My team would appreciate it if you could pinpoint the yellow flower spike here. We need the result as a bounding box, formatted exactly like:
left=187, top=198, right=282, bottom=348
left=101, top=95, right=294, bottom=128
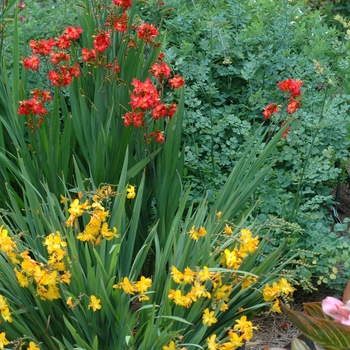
left=14, top=268, right=29, bottom=288
left=27, top=341, right=40, bottom=350
left=202, top=308, right=217, bottom=326
left=126, top=185, right=136, bottom=199
left=60, top=195, right=69, bottom=204
left=198, top=266, right=211, bottom=282
left=216, top=211, right=222, bottom=221
left=88, top=295, right=101, bottom=312
left=0, top=332, right=9, bottom=350
left=270, top=299, right=282, bottom=313
left=66, top=296, right=74, bottom=309
left=100, top=223, right=118, bottom=241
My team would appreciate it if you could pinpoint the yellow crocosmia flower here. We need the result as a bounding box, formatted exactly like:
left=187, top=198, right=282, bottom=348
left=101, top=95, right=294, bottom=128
left=114, top=277, right=136, bottom=294
left=202, top=308, right=217, bottom=326
left=0, top=332, right=9, bottom=350
left=1, top=307, right=12, bottom=323
left=66, top=296, right=74, bottom=309
left=216, top=211, right=222, bottom=221
left=188, top=225, right=199, bottom=241
left=27, top=341, right=40, bottom=350
left=224, top=249, right=242, bottom=270
left=198, top=266, right=211, bottom=282
left=270, top=299, right=281, bottom=313
left=163, top=340, right=177, bottom=350
left=138, top=294, right=150, bottom=302
left=41, top=270, right=58, bottom=286
left=278, top=278, right=294, bottom=296
left=223, top=224, right=233, bottom=234
left=228, top=330, right=244, bottom=347
left=100, top=223, right=118, bottom=241
left=77, top=231, right=96, bottom=243
left=44, top=232, right=67, bottom=255
left=126, top=185, right=136, bottom=199
left=233, top=315, right=251, bottom=332
left=213, top=284, right=229, bottom=301
left=68, top=199, right=85, bottom=216
left=197, top=226, right=207, bottom=237
left=60, top=270, right=71, bottom=285
left=15, top=268, right=29, bottom=288
left=88, top=295, right=101, bottom=312
left=206, top=334, right=219, bottom=350
left=135, top=276, right=152, bottom=294
left=183, top=267, right=196, bottom=284
left=220, top=302, right=228, bottom=312
left=262, top=282, right=281, bottom=302
left=46, top=285, right=61, bottom=301
left=189, top=281, right=207, bottom=299
left=171, top=266, right=184, bottom=284
left=0, top=296, right=7, bottom=310
left=20, top=251, right=37, bottom=276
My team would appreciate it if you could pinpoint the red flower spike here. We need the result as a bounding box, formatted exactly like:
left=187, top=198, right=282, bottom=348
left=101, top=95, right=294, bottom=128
left=151, top=104, right=169, bottom=119
left=149, top=130, right=165, bottom=143
left=137, top=23, right=159, bottom=44
left=112, top=0, right=132, bottom=10
left=64, top=26, right=83, bottom=40
left=263, top=103, right=279, bottom=119
left=150, top=61, right=171, bottom=81
left=113, top=12, right=129, bottom=33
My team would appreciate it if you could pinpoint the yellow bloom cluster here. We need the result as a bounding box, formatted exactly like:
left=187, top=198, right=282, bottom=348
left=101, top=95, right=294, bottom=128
left=262, top=278, right=295, bottom=313
left=168, top=266, right=212, bottom=308
left=205, top=315, right=258, bottom=349
left=113, top=276, right=152, bottom=301
left=65, top=196, right=118, bottom=244
left=221, top=229, right=259, bottom=270
left=0, top=227, right=70, bottom=301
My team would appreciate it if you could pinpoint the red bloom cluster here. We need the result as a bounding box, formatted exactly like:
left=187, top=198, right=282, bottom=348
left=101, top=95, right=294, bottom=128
left=48, top=63, right=80, bottom=87
left=262, top=78, right=303, bottom=139
left=278, top=78, right=303, bottom=98
left=18, top=89, right=52, bottom=130
left=150, top=61, right=171, bottom=81
left=137, top=23, right=159, bottom=44
left=130, top=78, right=160, bottom=110
left=93, top=31, right=111, bottom=53
left=113, top=0, right=132, bottom=9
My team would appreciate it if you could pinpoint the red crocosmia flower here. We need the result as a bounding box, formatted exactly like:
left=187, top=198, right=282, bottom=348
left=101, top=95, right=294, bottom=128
left=55, top=34, right=71, bottom=50
left=22, top=55, right=40, bottom=71
left=123, top=112, right=133, bottom=127
left=151, top=104, right=169, bottom=119
left=64, top=26, right=83, bottom=40
left=93, top=31, right=111, bottom=53
left=49, top=51, right=70, bottom=65
left=137, top=23, right=159, bottom=43
left=167, top=102, right=177, bottom=118
left=32, top=89, right=52, bottom=103
left=281, top=121, right=291, bottom=139
left=263, top=103, right=279, bottom=119
left=287, top=100, right=300, bottom=114
left=150, top=61, right=171, bottom=81
left=113, top=12, right=129, bottom=33
left=48, top=66, right=75, bottom=87
left=18, top=2, right=26, bottom=9
left=82, top=48, right=97, bottom=63
left=70, top=63, right=81, bottom=78
left=113, top=0, right=132, bottom=9
left=169, top=75, right=185, bottom=89
left=278, top=78, right=303, bottom=98
left=149, top=130, right=165, bottom=143
left=30, top=38, right=56, bottom=56
left=132, top=112, right=145, bottom=127
left=129, top=78, right=160, bottom=110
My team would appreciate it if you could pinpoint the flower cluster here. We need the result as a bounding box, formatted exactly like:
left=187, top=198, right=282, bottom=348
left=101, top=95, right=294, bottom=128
left=114, top=276, right=152, bottom=301
left=65, top=194, right=118, bottom=245
left=263, top=78, right=303, bottom=139
left=0, top=295, right=12, bottom=323
left=18, top=89, right=52, bottom=131
left=262, top=278, right=295, bottom=313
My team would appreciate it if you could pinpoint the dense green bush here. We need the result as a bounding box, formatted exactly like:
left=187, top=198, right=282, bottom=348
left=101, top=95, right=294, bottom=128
left=162, top=0, right=350, bottom=289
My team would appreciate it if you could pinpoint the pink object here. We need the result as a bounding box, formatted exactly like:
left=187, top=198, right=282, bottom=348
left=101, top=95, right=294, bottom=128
left=322, top=296, right=350, bottom=326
